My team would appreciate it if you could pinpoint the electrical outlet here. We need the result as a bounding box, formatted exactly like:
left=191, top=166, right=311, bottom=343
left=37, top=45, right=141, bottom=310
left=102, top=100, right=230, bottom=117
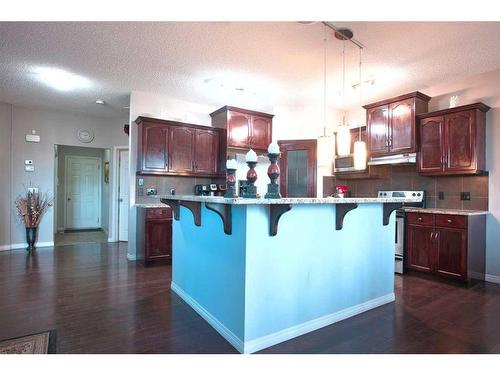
left=170, top=188, right=176, bottom=195
left=137, top=178, right=144, bottom=186
left=438, top=191, right=445, bottom=200
left=146, top=187, right=157, bottom=196
left=460, top=192, right=471, bottom=201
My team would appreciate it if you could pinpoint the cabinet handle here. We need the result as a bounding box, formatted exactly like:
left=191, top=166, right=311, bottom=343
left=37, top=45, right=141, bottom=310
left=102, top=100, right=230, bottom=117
left=418, top=217, right=423, bottom=222
left=447, top=219, right=452, bottom=223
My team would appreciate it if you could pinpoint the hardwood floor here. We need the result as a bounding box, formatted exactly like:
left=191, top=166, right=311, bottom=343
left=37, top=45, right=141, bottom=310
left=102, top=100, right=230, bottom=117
left=1, top=243, right=500, bottom=354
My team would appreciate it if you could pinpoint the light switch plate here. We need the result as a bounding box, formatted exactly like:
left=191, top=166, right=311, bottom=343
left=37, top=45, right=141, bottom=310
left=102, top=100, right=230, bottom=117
left=25, top=165, right=35, bottom=172
left=138, top=178, right=144, bottom=186
left=24, top=159, right=33, bottom=165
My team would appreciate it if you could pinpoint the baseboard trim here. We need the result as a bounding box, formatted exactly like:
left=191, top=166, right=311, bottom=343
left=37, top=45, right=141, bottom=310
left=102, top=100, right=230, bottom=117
left=171, top=280, right=394, bottom=354
left=0, top=241, right=55, bottom=251
left=485, top=274, right=500, bottom=284
left=126, top=253, right=137, bottom=261
left=243, top=292, right=395, bottom=354
left=171, top=281, right=245, bottom=353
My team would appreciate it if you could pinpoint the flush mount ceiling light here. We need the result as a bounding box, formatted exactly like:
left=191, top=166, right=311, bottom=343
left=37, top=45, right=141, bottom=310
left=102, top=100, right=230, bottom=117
left=30, top=66, right=92, bottom=92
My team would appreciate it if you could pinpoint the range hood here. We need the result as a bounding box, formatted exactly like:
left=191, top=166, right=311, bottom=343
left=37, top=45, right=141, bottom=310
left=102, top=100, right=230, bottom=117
left=368, top=153, right=417, bottom=166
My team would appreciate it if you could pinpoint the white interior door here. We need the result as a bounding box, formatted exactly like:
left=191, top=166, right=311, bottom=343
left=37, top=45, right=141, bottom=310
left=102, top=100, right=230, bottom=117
left=65, top=156, right=101, bottom=229
left=118, top=150, right=129, bottom=242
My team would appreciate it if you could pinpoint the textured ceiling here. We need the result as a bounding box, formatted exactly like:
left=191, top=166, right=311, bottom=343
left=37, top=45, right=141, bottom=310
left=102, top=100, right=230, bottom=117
left=0, top=22, right=499, bottom=118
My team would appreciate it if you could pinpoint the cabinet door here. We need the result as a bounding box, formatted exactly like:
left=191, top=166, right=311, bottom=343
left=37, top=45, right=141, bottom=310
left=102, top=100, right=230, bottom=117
left=435, top=227, right=467, bottom=280
left=145, top=219, right=172, bottom=262
left=418, top=116, right=444, bottom=174
left=389, top=99, right=414, bottom=153
left=444, top=110, right=476, bottom=173
left=169, top=126, right=195, bottom=173
left=407, top=224, right=434, bottom=273
left=194, top=129, right=219, bottom=175
left=227, top=111, right=250, bottom=149
left=141, top=123, right=169, bottom=172
left=367, top=105, right=389, bottom=156
left=250, top=115, right=272, bottom=151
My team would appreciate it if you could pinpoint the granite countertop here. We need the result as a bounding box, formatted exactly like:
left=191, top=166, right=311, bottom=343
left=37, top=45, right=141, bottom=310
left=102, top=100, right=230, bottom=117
left=403, top=207, right=488, bottom=216
left=156, top=194, right=422, bottom=205
left=135, top=202, right=166, bottom=208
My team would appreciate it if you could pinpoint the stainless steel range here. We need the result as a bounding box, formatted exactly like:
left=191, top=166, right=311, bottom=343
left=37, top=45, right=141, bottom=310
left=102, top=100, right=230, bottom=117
left=377, top=190, right=425, bottom=274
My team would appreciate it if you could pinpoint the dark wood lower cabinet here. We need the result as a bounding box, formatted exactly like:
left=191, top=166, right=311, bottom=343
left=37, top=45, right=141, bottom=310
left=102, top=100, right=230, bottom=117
left=136, top=207, right=172, bottom=265
left=406, top=212, right=485, bottom=282
left=407, top=225, right=434, bottom=273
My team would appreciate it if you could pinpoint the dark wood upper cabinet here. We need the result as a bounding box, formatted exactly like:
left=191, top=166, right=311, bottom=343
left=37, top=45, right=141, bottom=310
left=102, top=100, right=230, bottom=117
left=169, top=126, right=196, bottom=173
left=135, top=117, right=225, bottom=177
left=417, top=103, right=489, bottom=176
left=251, top=115, right=273, bottom=151
left=364, top=92, right=431, bottom=157
left=227, top=111, right=251, bottom=149
left=389, top=98, right=415, bottom=153
left=419, top=116, right=444, bottom=174
left=366, top=105, right=388, bottom=155
left=194, top=129, right=219, bottom=175
left=445, top=110, right=475, bottom=173
left=211, top=106, right=273, bottom=152
left=138, top=121, right=169, bottom=173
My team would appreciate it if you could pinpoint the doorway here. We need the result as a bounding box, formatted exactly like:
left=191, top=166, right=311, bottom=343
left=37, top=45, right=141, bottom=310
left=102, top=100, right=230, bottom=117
left=118, top=149, right=129, bottom=242
left=278, top=139, right=317, bottom=198
left=54, top=145, right=111, bottom=246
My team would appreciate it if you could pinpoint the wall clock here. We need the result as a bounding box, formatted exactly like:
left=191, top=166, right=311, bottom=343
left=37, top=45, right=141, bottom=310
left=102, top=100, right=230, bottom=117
left=77, top=128, right=94, bottom=143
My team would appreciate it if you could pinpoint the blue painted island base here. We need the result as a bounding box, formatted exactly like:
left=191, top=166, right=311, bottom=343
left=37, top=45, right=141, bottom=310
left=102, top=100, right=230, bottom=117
left=171, top=202, right=396, bottom=353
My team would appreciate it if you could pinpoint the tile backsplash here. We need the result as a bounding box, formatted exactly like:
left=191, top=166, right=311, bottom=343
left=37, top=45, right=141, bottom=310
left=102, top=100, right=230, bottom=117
left=324, top=164, right=489, bottom=211
left=135, top=175, right=225, bottom=204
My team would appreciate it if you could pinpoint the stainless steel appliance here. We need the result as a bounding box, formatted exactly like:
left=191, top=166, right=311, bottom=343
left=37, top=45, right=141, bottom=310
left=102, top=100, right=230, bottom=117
left=368, top=152, right=417, bottom=166
left=334, top=155, right=357, bottom=173
left=377, top=190, right=425, bottom=274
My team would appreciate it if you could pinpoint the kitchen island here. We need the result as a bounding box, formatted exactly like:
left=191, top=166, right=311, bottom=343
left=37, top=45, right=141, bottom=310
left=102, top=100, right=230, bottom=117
left=160, top=195, right=420, bottom=353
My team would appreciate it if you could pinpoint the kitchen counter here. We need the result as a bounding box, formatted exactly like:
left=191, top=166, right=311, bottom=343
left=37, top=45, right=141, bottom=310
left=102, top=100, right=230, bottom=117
left=162, top=194, right=409, bottom=353
left=135, top=202, right=166, bottom=208
left=403, top=207, right=488, bottom=216
left=157, top=194, right=421, bottom=205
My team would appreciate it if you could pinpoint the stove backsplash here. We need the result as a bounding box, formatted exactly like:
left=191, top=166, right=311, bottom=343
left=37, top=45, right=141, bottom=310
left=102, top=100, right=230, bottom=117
left=324, top=165, right=488, bottom=211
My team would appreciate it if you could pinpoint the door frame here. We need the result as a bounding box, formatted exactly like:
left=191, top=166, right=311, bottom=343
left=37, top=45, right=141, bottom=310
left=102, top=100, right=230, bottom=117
left=113, top=146, right=129, bottom=243
left=278, top=139, right=317, bottom=198
left=64, top=155, right=102, bottom=230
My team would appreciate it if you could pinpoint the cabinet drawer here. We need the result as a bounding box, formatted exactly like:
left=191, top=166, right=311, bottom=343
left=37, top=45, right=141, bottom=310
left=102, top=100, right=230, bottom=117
left=146, top=207, right=172, bottom=219
left=407, top=212, right=433, bottom=226
left=435, top=214, right=466, bottom=229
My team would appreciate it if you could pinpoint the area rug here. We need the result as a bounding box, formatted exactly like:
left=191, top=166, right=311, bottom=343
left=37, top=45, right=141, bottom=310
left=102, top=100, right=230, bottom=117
left=0, top=330, right=56, bottom=354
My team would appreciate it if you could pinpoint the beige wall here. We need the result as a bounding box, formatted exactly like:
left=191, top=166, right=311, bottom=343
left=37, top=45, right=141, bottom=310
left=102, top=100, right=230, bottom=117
left=0, top=103, right=12, bottom=249
left=0, top=102, right=128, bottom=248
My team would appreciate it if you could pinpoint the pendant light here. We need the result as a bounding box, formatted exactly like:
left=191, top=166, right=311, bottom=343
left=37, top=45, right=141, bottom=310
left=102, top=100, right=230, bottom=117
left=353, top=47, right=367, bottom=170
left=317, top=24, right=334, bottom=169
left=336, top=39, right=351, bottom=157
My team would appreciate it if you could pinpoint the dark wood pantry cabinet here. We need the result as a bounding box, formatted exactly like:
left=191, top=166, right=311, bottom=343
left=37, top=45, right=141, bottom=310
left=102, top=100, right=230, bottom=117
left=210, top=106, right=273, bottom=152
left=406, top=212, right=486, bottom=282
left=363, top=92, right=431, bottom=157
left=136, top=207, right=172, bottom=265
left=135, top=117, right=226, bottom=177
left=417, top=103, right=490, bottom=175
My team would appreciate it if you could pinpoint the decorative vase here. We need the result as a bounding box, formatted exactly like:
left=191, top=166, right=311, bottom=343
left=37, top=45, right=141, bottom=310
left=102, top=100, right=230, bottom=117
left=243, top=161, right=259, bottom=198
left=265, top=153, right=281, bottom=199
left=225, top=168, right=237, bottom=198
left=26, top=227, right=38, bottom=252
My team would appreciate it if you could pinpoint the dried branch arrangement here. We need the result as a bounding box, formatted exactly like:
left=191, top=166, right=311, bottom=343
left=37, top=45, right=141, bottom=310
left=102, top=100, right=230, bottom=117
left=15, top=189, right=53, bottom=228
